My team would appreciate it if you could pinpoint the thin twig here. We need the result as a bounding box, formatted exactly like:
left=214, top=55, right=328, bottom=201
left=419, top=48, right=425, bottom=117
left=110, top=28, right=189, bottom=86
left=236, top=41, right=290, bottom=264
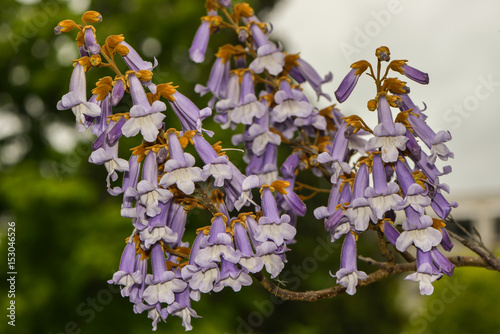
left=164, top=246, right=189, bottom=259
left=295, top=181, right=331, bottom=193
left=447, top=230, right=500, bottom=271
left=358, top=255, right=393, bottom=269
left=253, top=256, right=495, bottom=302
left=194, top=183, right=219, bottom=215
left=397, top=249, right=416, bottom=263
left=376, top=228, right=394, bottom=263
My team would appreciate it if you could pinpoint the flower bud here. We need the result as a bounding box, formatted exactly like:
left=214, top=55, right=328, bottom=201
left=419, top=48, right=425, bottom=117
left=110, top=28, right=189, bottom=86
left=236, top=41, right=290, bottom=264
left=82, top=11, right=103, bottom=24
left=54, top=20, right=78, bottom=35
left=376, top=46, right=390, bottom=61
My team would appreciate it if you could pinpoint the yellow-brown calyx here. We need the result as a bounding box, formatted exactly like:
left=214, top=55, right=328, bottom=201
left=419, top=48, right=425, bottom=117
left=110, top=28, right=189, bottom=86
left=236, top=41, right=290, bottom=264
left=211, top=189, right=225, bottom=207
left=216, top=44, right=246, bottom=63
left=308, top=155, right=319, bottom=168
left=205, top=0, right=219, bottom=12
left=368, top=151, right=382, bottom=162
left=73, top=57, right=92, bottom=72
left=164, top=128, right=190, bottom=149
left=395, top=109, right=414, bottom=132
left=92, top=76, right=113, bottom=101
left=382, top=78, right=407, bottom=94
left=216, top=44, right=234, bottom=63
left=114, top=75, right=126, bottom=87
left=388, top=59, right=408, bottom=75
left=77, top=25, right=96, bottom=48
left=165, top=128, right=180, bottom=137
left=84, top=24, right=97, bottom=35
left=90, top=54, right=101, bottom=67
left=254, top=210, right=263, bottom=221
left=283, top=53, right=300, bottom=73
left=413, top=171, right=428, bottom=189
left=233, top=3, right=254, bottom=21
left=236, top=26, right=249, bottom=40
left=351, top=60, right=371, bottom=76
left=277, top=76, right=292, bottom=87
left=231, top=68, right=252, bottom=83
left=237, top=212, right=255, bottom=223
left=182, top=130, right=198, bottom=145
left=376, top=46, right=391, bottom=61
left=357, top=156, right=373, bottom=170
left=125, top=70, right=136, bottom=79
left=130, top=142, right=149, bottom=162
left=211, top=212, right=228, bottom=224
left=82, top=11, right=103, bottom=24
left=260, top=92, right=274, bottom=106
left=167, top=186, right=186, bottom=200
left=196, top=226, right=212, bottom=236
left=230, top=218, right=246, bottom=230
left=106, top=34, right=125, bottom=48
left=76, top=30, right=85, bottom=47
left=129, top=234, right=149, bottom=260
left=179, top=198, right=201, bottom=211
left=432, top=218, right=446, bottom=232
left=125, top=233, right=140, bottom=245
left=339, top=174, right=355, bottom=192
left=319, top=106, right=338, bottom=131
left=386, top=94, right=402, bottom=108
left=335, top=202, right=350, bottom=212
left=379, top=218, right=394, bottom=231
left=259, top=184, right=275, bottom=195
left=55, top=20, right=80, bottom=34
left=104, top=34, right=129, bottom=56
left=342, top=115, right=373, bottom=134
left=271, top=180, right=290, bottom=195
left=202, top=15, right=222, bottom=31
left=157, top=83, right=178, bottom=101
left=136, top=70, right=153, bottom=82
left=248, top=21, right=269, bottom=35
left=210, top=141, right=226, bottom=156
left=367, top=99, right=377, bottom=111
left=166, top=261, right=180, bottom=271
left=145, top=92, right=156, bottom=105
left=145, top=143, right=168, bottom=156
left=108, top=113, right=130, bottom=124
left=317, top=136, right=332, bottom=153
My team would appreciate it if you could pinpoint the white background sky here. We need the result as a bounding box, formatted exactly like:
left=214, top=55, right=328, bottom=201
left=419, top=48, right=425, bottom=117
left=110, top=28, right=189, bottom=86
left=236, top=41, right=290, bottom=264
left=267, top=0, right=500, bottom=198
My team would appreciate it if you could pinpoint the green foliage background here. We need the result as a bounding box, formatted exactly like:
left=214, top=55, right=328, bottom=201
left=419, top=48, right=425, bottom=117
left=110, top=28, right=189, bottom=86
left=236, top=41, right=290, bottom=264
left=0, top=0, right=498, bottom=333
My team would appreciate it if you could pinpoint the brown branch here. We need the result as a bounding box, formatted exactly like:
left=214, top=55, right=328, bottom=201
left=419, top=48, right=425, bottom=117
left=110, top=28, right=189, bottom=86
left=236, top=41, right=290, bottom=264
left=194, top=183, right=219, bottom=215
left=294, top=181, right=331, bottom=193
left=253, top=256, right=494, bottom=302
left=358, top=255, right=393, bottom=269
left=163, top=246, right=189, bottom=259
left=397, top=249, right=416, bottom=263
left=447, top=230, right=500, bottom=271
left=376, top=228, right=395, bottom=263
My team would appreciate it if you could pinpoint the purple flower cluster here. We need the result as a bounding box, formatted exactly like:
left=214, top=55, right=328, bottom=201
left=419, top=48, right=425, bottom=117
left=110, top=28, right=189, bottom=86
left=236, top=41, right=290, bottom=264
left=192, top=5, right=332, bottom=190
left=188, top=2, right=457, bottom=297
left=313, top=47, right=457, bottom=295
left=55, top=5, right=307, bottom=330
left=55, top=3, right=459, bottom=331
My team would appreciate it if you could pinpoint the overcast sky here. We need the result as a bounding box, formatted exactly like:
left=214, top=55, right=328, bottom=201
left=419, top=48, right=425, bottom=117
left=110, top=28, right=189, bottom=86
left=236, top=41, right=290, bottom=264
left=267, top=0, right=500, bottom=198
